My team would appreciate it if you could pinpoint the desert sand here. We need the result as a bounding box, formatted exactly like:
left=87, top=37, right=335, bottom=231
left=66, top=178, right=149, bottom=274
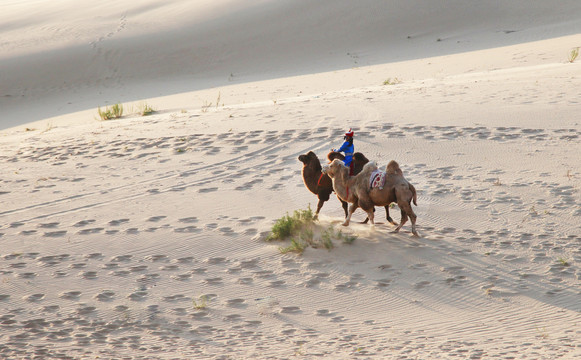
left=1, top=1, right=581, bottom=359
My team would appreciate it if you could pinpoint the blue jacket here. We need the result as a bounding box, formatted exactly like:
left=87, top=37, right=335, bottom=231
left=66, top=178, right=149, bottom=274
left=335, top=141, right=354, bottom=166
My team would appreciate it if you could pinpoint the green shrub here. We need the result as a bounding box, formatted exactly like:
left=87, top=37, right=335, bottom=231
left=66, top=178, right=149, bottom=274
left=266, top=206, right=315, bottom=241
left=98, top=103, right=124, bottom=120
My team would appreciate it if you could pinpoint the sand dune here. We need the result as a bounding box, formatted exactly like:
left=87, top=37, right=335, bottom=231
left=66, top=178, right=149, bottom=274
left=1, top=1, right=581, bottom=359
left=2, top=0, right=581, bottom=129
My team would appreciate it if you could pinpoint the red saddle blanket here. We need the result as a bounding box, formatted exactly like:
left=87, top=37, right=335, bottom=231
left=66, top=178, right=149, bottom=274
left=369, top=170, right=386, bottom=190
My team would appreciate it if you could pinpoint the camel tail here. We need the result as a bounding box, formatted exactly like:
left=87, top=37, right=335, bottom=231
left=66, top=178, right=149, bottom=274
left=409, top=183, right=417, bottom=206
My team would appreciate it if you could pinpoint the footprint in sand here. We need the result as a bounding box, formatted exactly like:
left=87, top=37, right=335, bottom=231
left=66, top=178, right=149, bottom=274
left=205, top=257, right=228, bottom=265
left=109, top=219, right=129, bottom=226
left=24, top=293, right=45, bottom=302
left=127, top=291, right=148, bottom=301
left=84, top=253, right=104, bottom=260
left=110, top=255, right=132, bottom=262
left=78, top=228, right=104, bottom=235
left=414, top=280, right=432, bottom=289
left=43, top=230, right=67, bottom=238
left=226, top=298, right=246, bottom=308
left=79, top=271, right=98, bottom=279
left=203, top=277, right=223, bottom=285
left=163, top=294, right=187, bottom=302
left=60, top=291, right=82, bottom=300
left=376, top=279, right=392, bottom=288
left=146, top=254, right=168, bottom=262
left=95, top=290, right=116, bottom=301
left=171, top=273, right=192, bottom=281
left=16, top=272, right=37, bottom=279
left=69, top=263, right=87, bottom=269
left=38, top=222, right=60, bottom=229
left=52, top=270, right=68, bottom=278
left=174, top=226, right=201, bottom=233
left=129, top=265, right=148, bottom=273
left=147, top=215, right=167, bottom=222
left=198, top=187, right=218, bottom=193
left=315, top=309, right=335, bottom=317
left=160, top=264, right=179, bottom=271
left=280, top=306, right=301, bottom=314
left=42, top=305, right=59, bottom=312
left=269, top=280, right=286, bottom=288
left=174, top=256, right=195, bottom=264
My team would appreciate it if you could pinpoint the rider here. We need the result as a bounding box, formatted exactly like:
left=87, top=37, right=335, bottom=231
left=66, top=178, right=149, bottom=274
left=332, top=128, right=355, bottom=175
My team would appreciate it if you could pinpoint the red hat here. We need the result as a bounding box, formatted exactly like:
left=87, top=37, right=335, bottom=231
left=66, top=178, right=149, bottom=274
left=345, top=128, right=354, bottom=137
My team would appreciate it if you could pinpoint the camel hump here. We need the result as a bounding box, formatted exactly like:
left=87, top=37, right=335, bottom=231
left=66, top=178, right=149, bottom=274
left=363, top=161, right=378, bottom=171
left=353, top=152, right=368, bottom=162
left=386, top=160, right=403, bottom=175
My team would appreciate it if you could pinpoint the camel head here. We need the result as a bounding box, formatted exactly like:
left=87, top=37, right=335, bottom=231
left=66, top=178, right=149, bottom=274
left=323, top=159, right=348, bottom=179
left=327, top=151, right=345, bottom=163
left=298, top=151, right=319, bottom=165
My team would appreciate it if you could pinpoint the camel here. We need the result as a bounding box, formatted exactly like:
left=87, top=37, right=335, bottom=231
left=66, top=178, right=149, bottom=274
left=328, top=151, right=397, bottom=225
left=324, top=159, right=419, bottom=236
left=298, top=151, right=397, bottom=224
left=298, top=151, right=348, bottom=219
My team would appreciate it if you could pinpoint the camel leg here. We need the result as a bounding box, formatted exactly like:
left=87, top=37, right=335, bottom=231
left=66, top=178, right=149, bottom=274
left=395, top=200, right=418, bottom=236
left=340, top=199, right=349, bottom=218
left=385, top=205, right=398, bottom=226
left=406, top=204, right=419, bottom=237
left=365, top=208, right=375, bottom=225
left=361, top=207, right=375, bottom=224
left=314, top=198, right=326, bottom=220
left=394, top=207, right=408, bottom=233
left=343, top=202, right=358, bottom=227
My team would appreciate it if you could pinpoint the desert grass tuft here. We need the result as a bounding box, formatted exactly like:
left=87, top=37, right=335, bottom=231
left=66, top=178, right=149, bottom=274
left=192, top=295, right=209, bottom=310
left=383, top=78, right=402, bottom=86
left=568, top=47, right=579, bottom=63
left=98, top=103, right=124, bottom=120
left=137, top=102, right=155, bottom=116
left=279, top=238, right=308, bottom=254
left=266, top=206, right=315, bottom=242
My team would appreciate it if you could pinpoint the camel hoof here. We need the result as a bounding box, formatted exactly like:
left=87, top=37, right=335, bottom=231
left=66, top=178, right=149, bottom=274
left=412, top=232, right=420, bottom=238
left=342, top=222, right=350, bottom=227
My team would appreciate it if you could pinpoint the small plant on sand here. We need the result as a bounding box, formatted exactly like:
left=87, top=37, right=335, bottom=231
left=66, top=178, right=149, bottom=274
left=266, top=206, right=315, bottom=242
left=323, top=225, right=357, bottom=246
left=321, top=227, right=335, bottom=250
left=383, top=77, right=402, bottom=86
left=338, top=229, right=357, bottom=244
left=557, top=258, right=570, bottom=267
left=279, top=238, right=308, bottom=255
left=137, top=102, right=155, bottom=116
left=201, top=101, right=212, bottom=113
left=98, top=103, right=124, bottom=120
left=568, top=47, right=579, bottom=63
left=192, top=295, right=209, bottom=310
